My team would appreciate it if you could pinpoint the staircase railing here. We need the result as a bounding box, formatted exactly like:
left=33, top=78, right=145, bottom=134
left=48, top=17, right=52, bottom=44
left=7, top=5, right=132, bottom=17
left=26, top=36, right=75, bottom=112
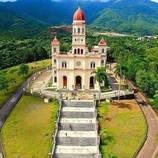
left=49, top=94, right=63, bottom=158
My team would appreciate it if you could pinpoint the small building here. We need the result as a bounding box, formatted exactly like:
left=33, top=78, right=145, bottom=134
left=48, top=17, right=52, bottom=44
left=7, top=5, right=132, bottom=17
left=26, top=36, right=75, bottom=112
left=51, top=7, right=108, bottom=91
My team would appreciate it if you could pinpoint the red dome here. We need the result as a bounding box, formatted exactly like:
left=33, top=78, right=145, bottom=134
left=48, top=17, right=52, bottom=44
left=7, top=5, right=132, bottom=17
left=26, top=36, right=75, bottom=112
left=52, top=36, right=60, bottom=46
left=73, top=7, right=85, bottom=21
left=98, top=38, right=107, bottom=46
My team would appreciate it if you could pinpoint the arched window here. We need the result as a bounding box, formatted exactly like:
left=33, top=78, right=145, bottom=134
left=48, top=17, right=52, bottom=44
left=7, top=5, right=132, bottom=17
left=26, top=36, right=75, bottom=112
left=82, top=28, right=84, bottom=34
left=63, top=76, right=67, bottom=88
left=91, top=62, right=95, bottom=69
left=54, top=77, right=57, bottom=83
left=74, top=49, right=77, bottom=54
left=78, top=28, right=80, bottom=33
left=101, top=60, right=104, bottom=66
left=78, top=48, right=80, bottom=54
left=102, top=49, right=104, bottom=53
left=74, top=28, right=76, bottom=34
left=90, top=76, right=95, bottom=89
left=54, top=48, right=56, bottom=53
left=81, top=49, right=83, bottom=54
left=62, top=61, right=67, bottom=68
left=54, top=59, right=56, bottom=64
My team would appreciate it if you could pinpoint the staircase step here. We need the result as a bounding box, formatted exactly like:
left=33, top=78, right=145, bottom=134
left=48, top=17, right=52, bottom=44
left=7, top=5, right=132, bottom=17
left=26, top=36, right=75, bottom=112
left=54, top=153, right=98, bottom=158
left=56, top=137, right=97, bottom=146
left=59, top=123, right=96, bottom=131
left=58, top=131, right=97, bottom=138
left=60, top=118, right=96, bottom=124
left=55, top=145, right=99, bottom=154
left=63, top=101, right=94, bottom=108
left=61, top=112, right=95, bottom=118
left=62, top=107, right=95, bottom=112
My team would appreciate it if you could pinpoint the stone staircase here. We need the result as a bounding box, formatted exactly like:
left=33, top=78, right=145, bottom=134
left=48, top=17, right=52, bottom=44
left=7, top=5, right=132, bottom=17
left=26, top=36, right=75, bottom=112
left=53, top=100, right=100, bottom=158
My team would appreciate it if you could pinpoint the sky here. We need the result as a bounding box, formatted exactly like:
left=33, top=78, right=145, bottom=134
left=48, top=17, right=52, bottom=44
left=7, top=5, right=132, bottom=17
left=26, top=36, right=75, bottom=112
left=0, top=0, right=158, bottom=3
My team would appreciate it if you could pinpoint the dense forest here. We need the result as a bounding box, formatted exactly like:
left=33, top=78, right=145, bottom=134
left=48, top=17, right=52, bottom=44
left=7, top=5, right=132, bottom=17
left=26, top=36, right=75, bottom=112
left=0, top=26, right=158, bottom=103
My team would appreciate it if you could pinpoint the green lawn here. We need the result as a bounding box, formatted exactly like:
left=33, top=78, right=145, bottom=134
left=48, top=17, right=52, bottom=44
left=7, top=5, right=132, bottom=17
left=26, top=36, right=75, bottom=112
left=0, top=59, right=51, bottom=108
left=98, top=100, right=147, bottom=158
left=1, top=95, right=58, bottom=158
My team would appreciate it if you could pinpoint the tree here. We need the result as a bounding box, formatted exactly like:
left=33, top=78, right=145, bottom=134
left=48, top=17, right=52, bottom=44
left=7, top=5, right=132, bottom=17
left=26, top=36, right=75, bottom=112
left=93, top=67, right=107, bottom=102
left=152, top=91, right=158, bottom=110
left=0, top=75, right=9, bottom=93
left=18, top=64, right=29, bottom=77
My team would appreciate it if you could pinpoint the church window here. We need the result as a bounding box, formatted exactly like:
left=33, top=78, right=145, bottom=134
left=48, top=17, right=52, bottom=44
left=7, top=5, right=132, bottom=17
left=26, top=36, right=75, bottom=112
left=91, top=62, right=95, bottom=69
left=54, top=70, right=57, bottom=74
left=78, top=49, right=80, bottom=54
left=54, top=48, right=56, bottom=53
left=62, top=61, right=67, bottom=68
left=74, top=49, right=77, bottom=54
left=102, top=49, right=104, bottom=53
left=74, top=28, right=76, bottom=34
left=78, top=28, right=80, bottom=33
left=82, top=28, right=84, bottom=34
left=81, top=49, right=83, bottom=54
left=101, top=60, right=104, bottom=66
left=54, top=59, right=56, bottom=64
left=54, top=77, right=57, bottom=83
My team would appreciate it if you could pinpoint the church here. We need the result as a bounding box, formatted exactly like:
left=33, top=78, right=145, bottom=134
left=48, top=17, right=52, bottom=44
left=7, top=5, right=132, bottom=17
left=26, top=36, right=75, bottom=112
left=51, top=7, right=108, bottom=91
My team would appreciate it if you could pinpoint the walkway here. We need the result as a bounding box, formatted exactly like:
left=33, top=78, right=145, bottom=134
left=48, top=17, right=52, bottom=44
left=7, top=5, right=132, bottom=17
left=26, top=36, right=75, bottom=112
left=108, top=64, right=158, bottom=158
left=135, top=91, right=158, bottom=158
left=52, top=100, right=100, bottom=158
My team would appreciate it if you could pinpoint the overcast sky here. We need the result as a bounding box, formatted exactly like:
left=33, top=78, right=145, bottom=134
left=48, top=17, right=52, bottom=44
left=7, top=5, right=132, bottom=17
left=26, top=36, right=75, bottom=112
left=0, top=0, right=158, bottom=3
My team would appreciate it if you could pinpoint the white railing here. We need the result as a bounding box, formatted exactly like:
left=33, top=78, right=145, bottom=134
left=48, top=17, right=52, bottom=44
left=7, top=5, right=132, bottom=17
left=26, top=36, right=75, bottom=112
left=49, top=98, right=63, bottom=158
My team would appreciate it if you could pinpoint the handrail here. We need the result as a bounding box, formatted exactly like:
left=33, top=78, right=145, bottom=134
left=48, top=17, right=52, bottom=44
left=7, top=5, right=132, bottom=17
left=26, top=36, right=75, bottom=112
left=49, top=97, right=63, bottom=158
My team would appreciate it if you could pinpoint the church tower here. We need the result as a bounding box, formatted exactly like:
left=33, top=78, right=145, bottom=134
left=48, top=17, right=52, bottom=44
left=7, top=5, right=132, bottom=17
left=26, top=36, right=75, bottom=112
left=72, top=7, right=86, bottom=55
left=51, top=36, right=60, bottom=54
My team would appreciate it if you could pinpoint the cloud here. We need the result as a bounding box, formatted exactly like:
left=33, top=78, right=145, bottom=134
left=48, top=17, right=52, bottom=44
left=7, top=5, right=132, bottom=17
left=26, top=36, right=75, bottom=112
left=151, top=0, right=158, bottom=2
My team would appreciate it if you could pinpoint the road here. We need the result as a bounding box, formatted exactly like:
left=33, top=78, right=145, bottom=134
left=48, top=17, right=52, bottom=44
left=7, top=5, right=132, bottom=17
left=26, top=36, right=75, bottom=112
left=0, top=70, right=46, bottom=157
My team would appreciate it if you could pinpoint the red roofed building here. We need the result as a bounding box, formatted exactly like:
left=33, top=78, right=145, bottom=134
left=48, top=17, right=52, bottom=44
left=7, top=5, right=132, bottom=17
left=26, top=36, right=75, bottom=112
left=52, top=36, right=60, bottom=46
left=98, top=38, right=107, bottom=46
left=73, top=7, right=85, bottom=22
left=51, top=7, right=108, bottom=91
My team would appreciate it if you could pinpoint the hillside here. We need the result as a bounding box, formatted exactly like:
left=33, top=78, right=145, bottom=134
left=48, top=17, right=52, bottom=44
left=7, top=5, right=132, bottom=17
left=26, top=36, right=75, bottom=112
left=91, top=0, right=158, bottom=35
left=0, top=5, right=46, bottom=39
left=1, top=0, right=158, bottom=35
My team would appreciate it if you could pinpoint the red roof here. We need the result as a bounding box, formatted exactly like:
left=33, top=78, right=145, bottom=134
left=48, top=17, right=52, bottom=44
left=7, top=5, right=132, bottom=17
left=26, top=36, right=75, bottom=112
left=52, top=36, right=60, bottom=46
left=73, top=7, right=85, bottom=21
left=98, top=38, right=107, bottom=46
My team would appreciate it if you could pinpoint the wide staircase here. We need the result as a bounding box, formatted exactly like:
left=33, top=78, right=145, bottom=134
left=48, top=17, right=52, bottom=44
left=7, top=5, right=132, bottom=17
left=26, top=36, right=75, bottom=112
left=53, top=100, right=100, bottom=158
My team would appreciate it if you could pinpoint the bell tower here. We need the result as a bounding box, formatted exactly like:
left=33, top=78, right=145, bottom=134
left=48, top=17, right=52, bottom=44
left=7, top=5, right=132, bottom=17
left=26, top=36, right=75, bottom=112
left=72, top=7, right=86, bottom=55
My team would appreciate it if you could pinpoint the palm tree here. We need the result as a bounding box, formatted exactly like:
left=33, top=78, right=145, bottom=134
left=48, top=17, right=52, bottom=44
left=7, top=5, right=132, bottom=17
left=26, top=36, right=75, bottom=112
left=114, top=64, right=122, bottom=101
left=92, top=67, right=107, bottom=102
left=114, top=63, right=128, bottom=101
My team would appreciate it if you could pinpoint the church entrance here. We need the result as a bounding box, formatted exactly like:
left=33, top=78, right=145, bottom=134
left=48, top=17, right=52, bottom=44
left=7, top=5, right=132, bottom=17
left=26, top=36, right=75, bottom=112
left=63, top=76, right=67, bottom=88
left=90, top=76, right=95, bottom=89
left=75, top=76, right=82, bottom=89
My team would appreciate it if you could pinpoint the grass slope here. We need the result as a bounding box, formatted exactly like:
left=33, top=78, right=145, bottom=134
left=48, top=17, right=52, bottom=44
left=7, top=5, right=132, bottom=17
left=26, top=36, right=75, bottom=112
left=0, top=59, right=51, bottom=108
left=98, top=100, right=147, bottom=158
left=1, top=95, right=58, bottom=158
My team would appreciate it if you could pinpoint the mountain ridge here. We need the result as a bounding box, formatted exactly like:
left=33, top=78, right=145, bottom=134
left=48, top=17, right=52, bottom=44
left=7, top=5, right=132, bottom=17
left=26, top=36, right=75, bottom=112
left=0, top=0, right=158, bottom=35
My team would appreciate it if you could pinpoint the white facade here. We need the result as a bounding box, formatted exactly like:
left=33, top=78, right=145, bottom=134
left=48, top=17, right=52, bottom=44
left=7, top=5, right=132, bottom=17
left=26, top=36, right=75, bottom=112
left=51, top=8, right=108, bottom=91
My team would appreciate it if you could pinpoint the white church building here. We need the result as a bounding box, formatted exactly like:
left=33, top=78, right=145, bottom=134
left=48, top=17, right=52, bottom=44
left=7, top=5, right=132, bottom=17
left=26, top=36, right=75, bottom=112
left=51, top=7, right=108, bottom=91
